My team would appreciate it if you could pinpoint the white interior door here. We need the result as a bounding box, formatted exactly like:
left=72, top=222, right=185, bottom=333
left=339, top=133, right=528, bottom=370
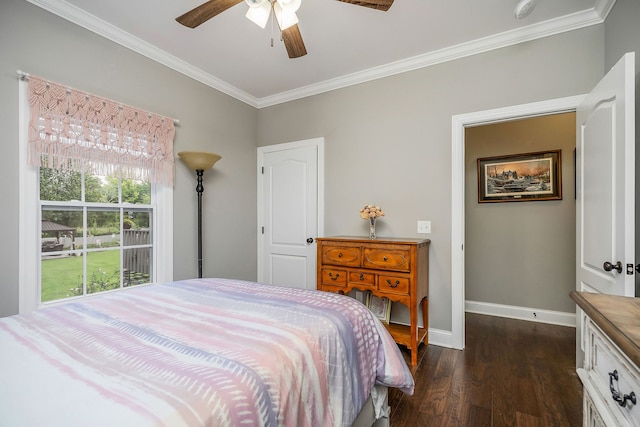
left=576, top=52, right=635, bottom=298
left=257, top=138, right=323, bottom=290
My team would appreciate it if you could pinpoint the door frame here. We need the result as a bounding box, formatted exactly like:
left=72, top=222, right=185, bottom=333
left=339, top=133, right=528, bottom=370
left=450, top=95, right=585, bottom=350
left=256, top=137, right=325, bottom=284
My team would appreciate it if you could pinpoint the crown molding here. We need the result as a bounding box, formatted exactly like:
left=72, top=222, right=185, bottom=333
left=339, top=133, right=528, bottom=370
left=27, top=0, right=610, bottom=109
left=256, top=7, right=606, bottom=107
left=25, top=0, right=259, bottom=107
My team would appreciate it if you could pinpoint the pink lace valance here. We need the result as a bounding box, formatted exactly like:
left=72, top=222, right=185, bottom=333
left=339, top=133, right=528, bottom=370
left=28, top=76, right=175, bottom=185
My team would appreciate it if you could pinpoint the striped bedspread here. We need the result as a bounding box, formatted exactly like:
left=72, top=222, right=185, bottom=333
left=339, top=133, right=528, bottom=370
left=0, top=278, right=414, bottom=426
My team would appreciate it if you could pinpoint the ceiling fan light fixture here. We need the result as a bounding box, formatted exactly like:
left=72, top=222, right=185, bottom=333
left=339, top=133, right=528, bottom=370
left=274, top=2, right=298, bottom=31
left=245, top=0, right=271, bottom=29
left=244, top=0, right=270, bottom=8
left=276, top=0, right=301, bottom=13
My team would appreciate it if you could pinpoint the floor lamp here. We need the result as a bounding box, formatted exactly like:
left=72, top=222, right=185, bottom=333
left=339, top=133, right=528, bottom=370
left=178, top=151, right=222, bottom=279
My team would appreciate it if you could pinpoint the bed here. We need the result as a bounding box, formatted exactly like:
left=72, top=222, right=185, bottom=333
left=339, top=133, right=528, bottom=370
left=0, top=278, right=414, bottom=426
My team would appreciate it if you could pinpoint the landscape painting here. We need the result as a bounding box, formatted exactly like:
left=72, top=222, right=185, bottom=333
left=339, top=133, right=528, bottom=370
left=478, top=150, right=562, bottom=203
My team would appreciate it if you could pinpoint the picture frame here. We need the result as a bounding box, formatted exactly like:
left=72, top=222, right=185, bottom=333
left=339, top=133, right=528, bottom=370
left=366, top=293, right=391, bottom=324
left=477, top=150, right=562, bottom=203
left=353, top=290, right=367, bottom=305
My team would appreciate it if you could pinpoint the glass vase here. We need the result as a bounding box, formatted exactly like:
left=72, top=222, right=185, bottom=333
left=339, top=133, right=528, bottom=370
left=369, top=217, right=377, bottom=239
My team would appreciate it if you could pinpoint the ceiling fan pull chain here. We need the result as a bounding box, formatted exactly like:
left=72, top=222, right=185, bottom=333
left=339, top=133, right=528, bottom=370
left=270, top=3, right=275, bottom=48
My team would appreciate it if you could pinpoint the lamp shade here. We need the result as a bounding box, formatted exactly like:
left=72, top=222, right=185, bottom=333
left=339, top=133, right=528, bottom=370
left=178, top=151, right=221, bottom=171
left=245, top=0, right=271, bottom=28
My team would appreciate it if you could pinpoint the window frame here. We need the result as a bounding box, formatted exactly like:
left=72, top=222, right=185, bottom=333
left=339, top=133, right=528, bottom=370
left=18, top=80, right=173, bottom=314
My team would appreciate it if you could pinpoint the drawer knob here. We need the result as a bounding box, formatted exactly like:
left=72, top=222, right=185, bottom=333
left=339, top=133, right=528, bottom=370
left=329, top=272, right=340, bottom=281
left=386, top=279, right=400, bottom=288
left=609, top=370, right=637, bottom=407
left=359, top=273, right=364, bottom=280
left=338, top=253, right=342, bottom=258
left=383, top=256, right=388, bottom=261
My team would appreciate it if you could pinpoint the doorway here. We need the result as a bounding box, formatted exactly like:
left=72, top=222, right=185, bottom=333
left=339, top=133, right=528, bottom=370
left=464, top=113, right=577, bottom=325
left=450, top=95, right=585, bottom=350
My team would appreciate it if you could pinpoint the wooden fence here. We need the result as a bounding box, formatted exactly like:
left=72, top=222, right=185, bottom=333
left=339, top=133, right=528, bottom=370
left=123, top=229, right=150, bottom=286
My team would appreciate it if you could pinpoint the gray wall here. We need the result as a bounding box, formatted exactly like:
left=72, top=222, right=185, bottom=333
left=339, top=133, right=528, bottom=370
left=465, top=113, right=577, bottom=313
left=257, top=28, right=604, bottom=331
left=604, top=0, right=640, bottom=73
left=604, top=0, right=640, bottom=297
left=0, top=0, right=258, bottom=317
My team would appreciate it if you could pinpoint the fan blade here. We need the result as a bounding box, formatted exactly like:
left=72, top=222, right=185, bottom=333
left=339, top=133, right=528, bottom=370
left=176, top=0, right=244, bottom=28
left=282, top=25, right=307, bottom=59
left=337, top=0, right=393, bottom=11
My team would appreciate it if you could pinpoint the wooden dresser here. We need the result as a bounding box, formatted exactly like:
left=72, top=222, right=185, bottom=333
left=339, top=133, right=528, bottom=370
left=570, top=291, right=640, bottom=426
left=316, top=236, right=429, bottom=366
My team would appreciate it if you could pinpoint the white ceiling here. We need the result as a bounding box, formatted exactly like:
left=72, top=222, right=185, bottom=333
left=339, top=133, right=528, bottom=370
left=29, top=0, right=611, bottom=107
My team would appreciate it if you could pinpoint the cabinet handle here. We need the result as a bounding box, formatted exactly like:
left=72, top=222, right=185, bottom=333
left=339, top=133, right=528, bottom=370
left=609, top=370, right=637, bottom=407
left=329, top=272, right=340, bottom=281
left=359, top=273, right=364, bottom=280
left=386, top=279, right=400, bottom=288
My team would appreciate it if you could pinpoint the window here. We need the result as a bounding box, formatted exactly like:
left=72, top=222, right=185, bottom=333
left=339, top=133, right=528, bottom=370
left=18, top=76, right=174, bottom=314
left=40, top=167, right=154, bottom=302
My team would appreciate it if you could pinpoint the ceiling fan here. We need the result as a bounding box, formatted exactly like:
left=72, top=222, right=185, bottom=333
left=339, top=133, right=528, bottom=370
left=176, top=0, right=394, bottom=59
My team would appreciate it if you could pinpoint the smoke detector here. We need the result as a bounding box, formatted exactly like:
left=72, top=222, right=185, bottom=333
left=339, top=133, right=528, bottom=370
left=514, top=0, right=537, bottom=19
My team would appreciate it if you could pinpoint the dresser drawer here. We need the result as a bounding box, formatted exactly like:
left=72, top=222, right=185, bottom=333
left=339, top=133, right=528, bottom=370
left=378, top=275, right=409, bottom=295
left=348, top=271, right=376, bottom=288
left=321, top=246, right=361, bottom=267
left=321, top=268, right=347, bottom=286
left=363, top=248, right=410, bottom=271
left=587, top=319, right=640, bottom=426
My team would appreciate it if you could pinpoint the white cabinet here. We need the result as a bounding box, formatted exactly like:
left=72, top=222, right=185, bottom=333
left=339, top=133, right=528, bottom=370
left=578, top=312, right=640, bottom=426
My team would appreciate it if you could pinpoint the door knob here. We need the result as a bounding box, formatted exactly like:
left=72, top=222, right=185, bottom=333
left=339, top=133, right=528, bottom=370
left=306, top=237, right=314, bottom=245
left=603, top=261, right=623, bottom=273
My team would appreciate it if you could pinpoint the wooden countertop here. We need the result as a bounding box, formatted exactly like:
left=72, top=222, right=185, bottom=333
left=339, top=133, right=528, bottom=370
left=570, top=291, right=640, bottom=368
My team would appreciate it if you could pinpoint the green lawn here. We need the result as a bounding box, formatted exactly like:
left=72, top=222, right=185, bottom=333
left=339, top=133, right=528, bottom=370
left=41, top=250, right=121, bottom=302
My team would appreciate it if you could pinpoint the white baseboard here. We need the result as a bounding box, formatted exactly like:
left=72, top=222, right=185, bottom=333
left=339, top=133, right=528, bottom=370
left=465, top=300, right=576, bottom=327
left=398, top=301, right=575, bottom=351
left=426, top=327, right=454, bottom=348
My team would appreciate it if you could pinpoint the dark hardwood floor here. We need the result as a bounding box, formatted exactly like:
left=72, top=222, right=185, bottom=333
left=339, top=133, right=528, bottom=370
left=388, top=313, right=583, bottom=426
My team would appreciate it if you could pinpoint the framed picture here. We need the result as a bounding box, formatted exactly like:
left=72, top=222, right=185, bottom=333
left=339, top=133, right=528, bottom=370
left=477, top=150, right=562, bottom=203
left=353, top=290, right=367, bottom=305
left=366, top=293, right=391, bottom=324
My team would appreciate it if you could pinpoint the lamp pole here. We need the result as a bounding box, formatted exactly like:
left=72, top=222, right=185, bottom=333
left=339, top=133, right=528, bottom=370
left=178, top=151, right=222, bottom=279
left=195, top=169, right=205, bottom=278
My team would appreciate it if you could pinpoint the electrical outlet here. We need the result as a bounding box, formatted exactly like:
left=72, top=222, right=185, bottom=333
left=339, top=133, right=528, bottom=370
left=417, top=221, right=431, bottom=234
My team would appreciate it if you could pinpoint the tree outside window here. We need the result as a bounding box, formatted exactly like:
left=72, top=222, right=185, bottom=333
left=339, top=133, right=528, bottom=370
left=40, top=167, right=153, bottom=303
